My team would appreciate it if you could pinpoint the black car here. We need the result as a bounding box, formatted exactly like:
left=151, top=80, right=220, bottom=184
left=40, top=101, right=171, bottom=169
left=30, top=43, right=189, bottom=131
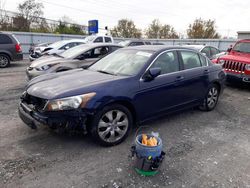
left=19, top=45, right=226, bottom=146
left=0, top=32, right=23, bottom=68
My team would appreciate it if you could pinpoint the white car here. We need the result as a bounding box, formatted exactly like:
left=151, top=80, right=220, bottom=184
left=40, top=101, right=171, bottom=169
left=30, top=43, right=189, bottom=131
left=42, top=39, right=86, bottom=55
left=83, top=35, right=114, bottom=44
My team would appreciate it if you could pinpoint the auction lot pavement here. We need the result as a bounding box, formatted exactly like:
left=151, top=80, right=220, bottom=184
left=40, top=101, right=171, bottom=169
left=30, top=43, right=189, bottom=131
left=0, top=60, right=250, bottom=188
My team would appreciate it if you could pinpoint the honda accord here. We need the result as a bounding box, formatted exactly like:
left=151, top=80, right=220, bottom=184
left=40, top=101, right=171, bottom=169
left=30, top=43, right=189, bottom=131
left=19, top=46, right=226, bottom=146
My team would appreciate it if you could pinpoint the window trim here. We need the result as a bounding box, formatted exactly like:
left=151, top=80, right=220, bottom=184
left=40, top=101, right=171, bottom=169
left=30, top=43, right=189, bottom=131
left=140, top=49, right=205, bottom=81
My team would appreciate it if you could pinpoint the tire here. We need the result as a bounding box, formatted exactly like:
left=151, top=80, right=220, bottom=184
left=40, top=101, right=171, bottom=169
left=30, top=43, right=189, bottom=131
left=90, top=104, right=133, bottom=146
left=199, top=84, right=220, bottom=111
left=0, top=54, right=10, bottom=68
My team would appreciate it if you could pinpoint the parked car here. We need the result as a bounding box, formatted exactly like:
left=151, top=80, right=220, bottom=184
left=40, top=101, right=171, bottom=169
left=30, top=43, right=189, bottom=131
left=182, top=45, right=221, bottom=60
left=119, top=40, right=151, bottom=47
left=29, top=39, right=86, bottom=61
left=29, top=42, right=51, bottom=61
left=216, top=39, right=250, bottom=83
left=26, top=43, right=122, bottom=80
left=83, top=35, right=114, bottom=43
left=0, top=32, right=23, bottom=68
left=152, top=42, right=165, bottom=45
left=19, top=46, right=225, bottom=146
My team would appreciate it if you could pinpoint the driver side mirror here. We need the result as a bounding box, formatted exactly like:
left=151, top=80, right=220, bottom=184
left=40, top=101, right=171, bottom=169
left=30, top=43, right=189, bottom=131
left=143, top=67, right=161, bottom=81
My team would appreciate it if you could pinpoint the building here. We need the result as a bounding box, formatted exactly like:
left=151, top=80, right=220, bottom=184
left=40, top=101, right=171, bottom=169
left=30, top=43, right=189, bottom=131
left=237, top=31, right=250, bottom=39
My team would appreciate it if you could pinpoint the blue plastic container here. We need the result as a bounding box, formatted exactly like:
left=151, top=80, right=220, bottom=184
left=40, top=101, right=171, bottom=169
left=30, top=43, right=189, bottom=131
left=135, top=134, right=162, bottom=159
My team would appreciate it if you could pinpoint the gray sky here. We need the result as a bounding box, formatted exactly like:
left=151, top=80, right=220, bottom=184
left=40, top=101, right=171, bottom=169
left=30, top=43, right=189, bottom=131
left=2, top=0, right=250, bottom=37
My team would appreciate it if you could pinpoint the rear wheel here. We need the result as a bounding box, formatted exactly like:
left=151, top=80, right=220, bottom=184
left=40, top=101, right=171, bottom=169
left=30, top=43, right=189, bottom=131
left=0, top=54, right=10, bottom=68
left=90, top=104, right=132, bottom=146
left=199, top=84, right=220, bottom=111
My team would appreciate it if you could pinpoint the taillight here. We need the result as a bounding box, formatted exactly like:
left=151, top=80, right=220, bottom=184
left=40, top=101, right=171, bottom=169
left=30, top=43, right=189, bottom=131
left=15, top=44, right=22, bottom=53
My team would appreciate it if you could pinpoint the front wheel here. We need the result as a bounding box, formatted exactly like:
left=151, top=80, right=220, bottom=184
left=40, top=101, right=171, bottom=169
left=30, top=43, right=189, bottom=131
left=90, top=104, right=132, bottom=146
left=199, top=84, right=220, bottom=111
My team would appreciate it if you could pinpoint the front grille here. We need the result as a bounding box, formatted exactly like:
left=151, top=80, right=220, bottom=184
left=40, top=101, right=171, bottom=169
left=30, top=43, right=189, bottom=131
left=222, top=60, right=246, bottom=73
left=22, top=93, right=47, bottom=111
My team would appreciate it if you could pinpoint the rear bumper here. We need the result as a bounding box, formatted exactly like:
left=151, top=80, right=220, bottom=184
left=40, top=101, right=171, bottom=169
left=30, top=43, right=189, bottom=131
left=12, top=53, right=23, bottom=61
left=18, top=102, right=88, bottom=129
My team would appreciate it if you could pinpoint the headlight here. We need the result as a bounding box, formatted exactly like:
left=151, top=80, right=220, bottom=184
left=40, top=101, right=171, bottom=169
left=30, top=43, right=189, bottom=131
left=245, top=64, right=250, bottom=70
left=218, top=59, right=225, bottom=65
left=36, top=63, right=59, bottom=71
left=45, top=92, right=96, bottom=111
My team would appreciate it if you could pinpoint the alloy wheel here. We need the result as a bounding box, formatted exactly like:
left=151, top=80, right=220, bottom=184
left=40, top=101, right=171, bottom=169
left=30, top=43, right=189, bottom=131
left=0, top=56, right=9, bottom=67
left=97, top=110, right=129, bottom=143
left=207, top=87, right=219, bottom=109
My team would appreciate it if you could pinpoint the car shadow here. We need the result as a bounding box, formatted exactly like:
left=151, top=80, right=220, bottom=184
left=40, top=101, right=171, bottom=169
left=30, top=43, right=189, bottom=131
left=226, top=81, right=250, bottom=91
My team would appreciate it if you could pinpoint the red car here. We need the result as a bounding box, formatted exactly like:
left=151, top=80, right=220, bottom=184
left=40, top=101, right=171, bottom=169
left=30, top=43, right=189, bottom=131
left=216, top=39, right=250, bottom=83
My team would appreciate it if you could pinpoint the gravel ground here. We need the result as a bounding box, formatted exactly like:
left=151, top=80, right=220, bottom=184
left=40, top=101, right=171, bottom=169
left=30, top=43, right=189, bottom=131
left=0, top=61, right=250, bottom=188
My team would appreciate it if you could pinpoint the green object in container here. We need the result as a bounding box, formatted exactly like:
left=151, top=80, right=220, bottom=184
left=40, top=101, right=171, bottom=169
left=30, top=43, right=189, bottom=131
left=135, top=168, right=158, bottom=176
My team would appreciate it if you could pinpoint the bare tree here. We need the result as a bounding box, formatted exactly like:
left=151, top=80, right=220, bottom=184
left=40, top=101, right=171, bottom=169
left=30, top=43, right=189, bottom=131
left=17, top=0, right=44, bottom=30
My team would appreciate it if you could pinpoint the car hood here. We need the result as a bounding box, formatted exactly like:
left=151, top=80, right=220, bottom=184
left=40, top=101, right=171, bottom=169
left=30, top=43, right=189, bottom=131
left=30, top=56, right=72, bottom=68
left=26, top=69, right=123, bottom=100
left=220, top=54, right=250, bottom=64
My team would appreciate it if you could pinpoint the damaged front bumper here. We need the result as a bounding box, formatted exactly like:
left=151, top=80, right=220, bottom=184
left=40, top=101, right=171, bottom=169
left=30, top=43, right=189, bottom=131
left=18, top=102, right=89, bottom=130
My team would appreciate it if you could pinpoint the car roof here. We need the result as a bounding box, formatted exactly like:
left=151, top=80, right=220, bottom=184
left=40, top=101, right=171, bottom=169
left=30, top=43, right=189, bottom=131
left=68, top=43, right=122, bottom=52
left=122, top=45, right=202, bottom=52
left=79, top=43, right=122, bottom=48
left=182, top=44, right=218, bottom=51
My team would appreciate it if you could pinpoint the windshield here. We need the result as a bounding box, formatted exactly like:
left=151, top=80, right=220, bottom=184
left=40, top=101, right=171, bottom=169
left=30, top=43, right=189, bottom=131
left=48, top=41, right=67, bottom=49
left=232, top=42, right=250, bottom=53
left=60, top=44, right=92, bottom=59
left=118, top=40, right=131, bottom=46
left=89, top=49, right=153, bottom=76
left=84, top=36, right=96, bottom=43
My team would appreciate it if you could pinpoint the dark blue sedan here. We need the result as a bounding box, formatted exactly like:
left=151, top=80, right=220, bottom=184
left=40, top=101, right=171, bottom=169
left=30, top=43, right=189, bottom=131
left=19, top=46, right=226, bottom=146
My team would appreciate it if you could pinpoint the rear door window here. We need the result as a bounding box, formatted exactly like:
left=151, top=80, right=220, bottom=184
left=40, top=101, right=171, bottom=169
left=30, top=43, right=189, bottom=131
left=82, top=46, right=110, bottom=59
left=104, top=37, right=112, bottom=43
left=0, top=34, right=12, bottom=44
left=94, top=37, right=103, bottom=43
left=179, top=51, right=202, bottom=70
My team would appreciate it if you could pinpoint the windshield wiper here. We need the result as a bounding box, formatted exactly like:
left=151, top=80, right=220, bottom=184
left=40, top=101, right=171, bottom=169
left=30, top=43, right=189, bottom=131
left=96, top=70, right=117, bottom=76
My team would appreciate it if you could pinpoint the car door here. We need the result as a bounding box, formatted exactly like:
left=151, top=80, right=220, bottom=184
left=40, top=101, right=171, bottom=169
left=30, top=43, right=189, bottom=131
left=178, top=50, right=209, bottom=103
left=136, top=50, right=188, bottom=120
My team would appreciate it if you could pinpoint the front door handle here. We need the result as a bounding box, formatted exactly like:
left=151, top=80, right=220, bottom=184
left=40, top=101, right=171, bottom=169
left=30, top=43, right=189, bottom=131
left=204, top=69, right=210, bottom=74
left=175, top=76, right=184, bottom=82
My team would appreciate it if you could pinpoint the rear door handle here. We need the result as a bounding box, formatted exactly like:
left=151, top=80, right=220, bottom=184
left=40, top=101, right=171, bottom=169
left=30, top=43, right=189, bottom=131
left=175, top=76, right=184, bottom=82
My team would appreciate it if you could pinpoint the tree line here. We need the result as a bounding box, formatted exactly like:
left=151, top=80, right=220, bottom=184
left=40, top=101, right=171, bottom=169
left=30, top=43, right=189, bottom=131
left=0, top=0, right=221, bottom=39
